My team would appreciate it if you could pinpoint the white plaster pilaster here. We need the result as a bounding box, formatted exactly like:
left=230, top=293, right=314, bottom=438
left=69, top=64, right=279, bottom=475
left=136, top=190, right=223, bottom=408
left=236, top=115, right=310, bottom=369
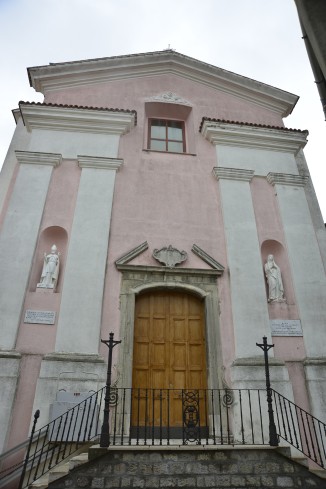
left=0, top=151, right=61, bottom=350
left=267, top=173, right=326, bottom=358
left=0, top=351, right=21, bottom=452
left=304, top=360, right=326, bottom=422
left=213, top=167, right=270, bottom=358
left=55, top=156, right=123, bottom=354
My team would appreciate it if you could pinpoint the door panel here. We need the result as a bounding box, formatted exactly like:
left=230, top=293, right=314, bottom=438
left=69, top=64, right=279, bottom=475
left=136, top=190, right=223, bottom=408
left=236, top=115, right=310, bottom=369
left=132, top=291, right=207, bottom=429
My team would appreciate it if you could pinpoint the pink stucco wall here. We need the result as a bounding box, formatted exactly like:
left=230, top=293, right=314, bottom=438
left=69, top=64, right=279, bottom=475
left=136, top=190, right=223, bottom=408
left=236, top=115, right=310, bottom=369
left=6, top=70, right=305, bottom=448
left=44, top=74, right=285, bottom=128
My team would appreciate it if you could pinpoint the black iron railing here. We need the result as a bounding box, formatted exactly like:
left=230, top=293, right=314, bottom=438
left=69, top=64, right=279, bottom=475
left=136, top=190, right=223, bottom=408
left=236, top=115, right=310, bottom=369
left=9, top=387, right=269, bottom=488
left=2, top=387, right=106, bottom=489
left=3, top=387, right=326, bottom=488
left=273, top=389, right=326, bottom=468
left=107, top=387, right=269, bottom=446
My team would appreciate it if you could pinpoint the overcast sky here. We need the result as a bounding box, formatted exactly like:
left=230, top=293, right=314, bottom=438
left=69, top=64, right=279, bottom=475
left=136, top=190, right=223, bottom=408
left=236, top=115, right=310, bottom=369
left=1, top=0, right=325, bottom=220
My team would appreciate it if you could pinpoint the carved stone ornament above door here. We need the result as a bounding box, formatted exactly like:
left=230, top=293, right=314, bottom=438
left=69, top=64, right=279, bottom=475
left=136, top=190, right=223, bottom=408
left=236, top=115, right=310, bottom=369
left=152, top=245, right=187, bottom=268
left=147, top=92, right=192, bottom=106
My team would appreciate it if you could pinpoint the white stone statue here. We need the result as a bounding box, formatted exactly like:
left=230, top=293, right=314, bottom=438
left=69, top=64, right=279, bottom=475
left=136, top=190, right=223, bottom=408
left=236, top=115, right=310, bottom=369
left=37, top=244, right=60, bottom=290
left=264, top=254, right=285, bottom=302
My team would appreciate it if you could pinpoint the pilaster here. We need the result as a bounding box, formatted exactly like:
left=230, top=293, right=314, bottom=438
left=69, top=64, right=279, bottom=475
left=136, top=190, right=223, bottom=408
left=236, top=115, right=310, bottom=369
left=0, top=151, right=61, bottom=350
left=55, top=156, right=123, bottom=354
left=267, top=172, right=326, bottom=358
left=304, top=359, right=326, bottom=422
left=0, top=351, right=21, bottom=452
left=213, top=167, right=270, bottom=358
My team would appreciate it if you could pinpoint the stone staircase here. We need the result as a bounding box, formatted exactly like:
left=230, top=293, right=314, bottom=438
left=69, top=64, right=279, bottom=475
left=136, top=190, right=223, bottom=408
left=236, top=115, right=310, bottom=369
left=30, top=445, right=326, bottom=489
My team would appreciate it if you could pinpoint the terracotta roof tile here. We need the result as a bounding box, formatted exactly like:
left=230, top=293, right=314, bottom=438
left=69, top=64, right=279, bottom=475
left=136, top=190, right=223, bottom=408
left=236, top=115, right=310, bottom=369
left=199, top=116, right=308, bottom=134
left=18, top=101, right=137, bottom=125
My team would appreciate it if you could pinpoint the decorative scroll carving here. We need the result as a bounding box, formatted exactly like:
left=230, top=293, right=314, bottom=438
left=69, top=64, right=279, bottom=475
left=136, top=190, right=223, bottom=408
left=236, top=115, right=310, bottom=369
left=148, top=92, right=191, bottom=106
left=153, top=245, right=187, bottom=268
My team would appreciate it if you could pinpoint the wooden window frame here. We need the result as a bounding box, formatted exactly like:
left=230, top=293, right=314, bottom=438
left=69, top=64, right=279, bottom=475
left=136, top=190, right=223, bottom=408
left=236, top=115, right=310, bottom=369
left=148, top=118, right=186, bottom=153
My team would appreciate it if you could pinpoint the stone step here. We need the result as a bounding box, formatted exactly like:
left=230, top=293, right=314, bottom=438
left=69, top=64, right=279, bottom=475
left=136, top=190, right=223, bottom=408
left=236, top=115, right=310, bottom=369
left=68, top=452, right=89, bottom=471
left=48, top=463, right=70, bottom=483
left=29, top=452, right=89, bottom=488
left=31, top=445, right=326, bottom=488
left=44, top=446, right=326, bottom=489
left=310, top=468, right=326, bottom=479
left=29, top=474, right=49, bottom=488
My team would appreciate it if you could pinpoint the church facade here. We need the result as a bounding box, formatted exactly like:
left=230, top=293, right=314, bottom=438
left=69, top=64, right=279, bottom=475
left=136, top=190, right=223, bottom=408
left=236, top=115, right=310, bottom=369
left=0, top=50, right=326, bottom=454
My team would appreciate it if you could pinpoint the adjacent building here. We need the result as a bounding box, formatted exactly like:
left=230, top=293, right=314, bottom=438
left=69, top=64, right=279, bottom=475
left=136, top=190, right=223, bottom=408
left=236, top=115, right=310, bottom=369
left=294, top=0, right=326, bottom=118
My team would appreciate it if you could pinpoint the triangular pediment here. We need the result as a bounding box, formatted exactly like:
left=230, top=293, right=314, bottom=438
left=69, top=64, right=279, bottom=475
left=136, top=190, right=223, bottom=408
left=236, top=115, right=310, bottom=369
left=115, top=242, right=224, bottom=275
left=28, top=50, right=298, bottom=117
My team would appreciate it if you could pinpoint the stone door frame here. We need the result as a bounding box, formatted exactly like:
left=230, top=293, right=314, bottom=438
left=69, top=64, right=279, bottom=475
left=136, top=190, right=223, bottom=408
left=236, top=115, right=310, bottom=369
left=115, top=265, right=223, bottom=392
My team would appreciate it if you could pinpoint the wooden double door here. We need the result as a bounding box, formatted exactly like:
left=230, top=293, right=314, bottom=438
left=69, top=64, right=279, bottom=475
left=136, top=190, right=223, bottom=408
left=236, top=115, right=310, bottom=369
left=132, top=291, right=208, bottom=430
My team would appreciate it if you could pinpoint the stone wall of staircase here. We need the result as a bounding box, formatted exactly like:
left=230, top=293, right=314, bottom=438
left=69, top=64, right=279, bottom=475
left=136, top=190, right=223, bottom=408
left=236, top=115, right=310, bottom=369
left=47, top=447, right=325, bottom=488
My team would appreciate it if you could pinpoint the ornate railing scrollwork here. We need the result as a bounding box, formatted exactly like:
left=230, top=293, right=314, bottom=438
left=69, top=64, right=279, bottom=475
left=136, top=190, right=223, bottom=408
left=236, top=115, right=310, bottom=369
left=182, top=390, right=200, bottom=444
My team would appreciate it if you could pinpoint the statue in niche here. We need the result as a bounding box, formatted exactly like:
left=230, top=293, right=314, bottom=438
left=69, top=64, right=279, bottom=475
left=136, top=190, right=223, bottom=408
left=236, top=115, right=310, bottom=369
left=264, top=254, right=285, bottom=302
left=37, top=244, right=60, bottom=290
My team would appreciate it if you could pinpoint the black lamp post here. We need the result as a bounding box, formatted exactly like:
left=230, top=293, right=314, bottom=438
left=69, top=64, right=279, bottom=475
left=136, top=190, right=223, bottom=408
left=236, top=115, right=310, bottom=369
left=256, top=336, right=279, bottom=447
left=100, top=332, right=121, bottom=447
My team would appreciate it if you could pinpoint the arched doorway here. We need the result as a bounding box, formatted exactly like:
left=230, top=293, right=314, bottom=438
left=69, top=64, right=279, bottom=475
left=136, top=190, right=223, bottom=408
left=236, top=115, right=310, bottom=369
left=131, top=290, right=208, bottom=434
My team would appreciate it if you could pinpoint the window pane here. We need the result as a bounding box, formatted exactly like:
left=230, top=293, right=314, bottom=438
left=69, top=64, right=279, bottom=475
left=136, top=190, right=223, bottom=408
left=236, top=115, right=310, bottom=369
left=167, top=122, right=183, bottom=141
left=168, top=141, right=183, bottom=153
left=151, top=139, right=166, bottom=151
left=151, top=120, right=166, bottom=139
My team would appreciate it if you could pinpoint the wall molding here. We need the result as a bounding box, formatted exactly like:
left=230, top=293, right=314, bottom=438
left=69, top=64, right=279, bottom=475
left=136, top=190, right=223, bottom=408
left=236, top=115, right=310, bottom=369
left=15, top=150, right=62, bottom=167
left=78, top=155, right=123, bottom=170
left=201, top=120, right=308, bottom=154
left=19, top=103, right=136, bottom=136
left=213, top=167, right=254, bottom=182
left=266, top=172, right=309, bottom=187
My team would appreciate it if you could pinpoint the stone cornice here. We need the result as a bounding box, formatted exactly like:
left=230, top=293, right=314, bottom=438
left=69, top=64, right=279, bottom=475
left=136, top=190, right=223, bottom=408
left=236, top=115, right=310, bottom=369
left=116, top=264, right=222, bottom=277
left=27, top=51, right=298, bottom=117
left=213, top=167, right=254, bottom=182
left=304, top=358, right=326, bottom=366
left=0, top=350, right=22, bottom=359
left=78, top=155, right=123, bottom=170
left=232, top=357, right=285, bottom=367
left=266, top=172, right=309, bottom=187
left=15, top=150, right=62, bottom=167
left=201, top=120, right=308, bottom=154
left=19, top=103, right=136, bottom=135
left=44, top=352, right=105, bottom=363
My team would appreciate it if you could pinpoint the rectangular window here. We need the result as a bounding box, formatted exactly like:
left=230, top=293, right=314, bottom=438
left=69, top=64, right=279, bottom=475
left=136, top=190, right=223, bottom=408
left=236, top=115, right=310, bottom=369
left=148, top=119, right=185, bottom=153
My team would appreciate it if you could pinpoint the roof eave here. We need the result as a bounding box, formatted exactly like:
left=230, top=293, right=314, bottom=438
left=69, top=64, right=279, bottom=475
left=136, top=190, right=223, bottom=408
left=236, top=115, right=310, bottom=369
left=27, top=51, right=298, bottom=118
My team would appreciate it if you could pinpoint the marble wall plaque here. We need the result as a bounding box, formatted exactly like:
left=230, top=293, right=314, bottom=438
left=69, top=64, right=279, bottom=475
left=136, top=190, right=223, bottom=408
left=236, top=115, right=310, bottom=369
left=24, top=309, right=56, bottom=325
left=270, top=319, right=303, bottom=337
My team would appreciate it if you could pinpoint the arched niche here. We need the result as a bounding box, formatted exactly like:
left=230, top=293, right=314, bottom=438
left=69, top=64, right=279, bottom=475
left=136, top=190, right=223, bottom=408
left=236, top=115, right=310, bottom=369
left=261, top=239, right=295, bottom=304
left=30, top=226, right=68, bottom=292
